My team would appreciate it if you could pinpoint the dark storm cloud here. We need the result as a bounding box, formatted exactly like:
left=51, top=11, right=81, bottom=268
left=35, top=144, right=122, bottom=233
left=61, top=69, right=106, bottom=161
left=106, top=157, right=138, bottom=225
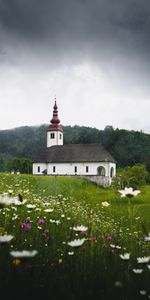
left=0, top=1, right=149, bottom=40
left=0, top=0, right=150, bottom=65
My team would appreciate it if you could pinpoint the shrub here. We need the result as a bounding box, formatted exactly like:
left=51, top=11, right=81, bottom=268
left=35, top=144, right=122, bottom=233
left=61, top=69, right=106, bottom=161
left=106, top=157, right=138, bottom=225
left=112, top=164, right=149, bottom=189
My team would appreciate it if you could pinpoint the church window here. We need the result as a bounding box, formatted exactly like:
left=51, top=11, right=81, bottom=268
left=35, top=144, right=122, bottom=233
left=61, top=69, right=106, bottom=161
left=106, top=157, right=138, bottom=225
left=59, top=134, right=62, bottom=139
left=53, top=166, right=56, bottom=173
left=74, top=166, right=77, bottom=173
left=51, top=133, right=55, bottom=139
left=86, top=166, right=89, bottom=173
left=38, top=166, right=40, bottom=173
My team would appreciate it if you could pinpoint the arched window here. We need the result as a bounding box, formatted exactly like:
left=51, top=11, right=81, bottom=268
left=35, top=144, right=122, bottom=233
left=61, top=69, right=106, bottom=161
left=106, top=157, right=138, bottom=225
left=97, top=166, right=106, bottom=176
left=110, top=167, right=114, bottom=178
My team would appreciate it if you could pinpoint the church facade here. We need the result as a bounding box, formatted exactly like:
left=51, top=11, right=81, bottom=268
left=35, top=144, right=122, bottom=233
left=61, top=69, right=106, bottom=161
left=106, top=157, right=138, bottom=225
left=32, top=101, right=116, bottom=186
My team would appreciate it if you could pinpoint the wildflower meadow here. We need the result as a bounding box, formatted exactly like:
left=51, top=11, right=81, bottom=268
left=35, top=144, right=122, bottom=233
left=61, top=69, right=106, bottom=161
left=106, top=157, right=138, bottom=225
left=0, top=173, right=150, bottom=300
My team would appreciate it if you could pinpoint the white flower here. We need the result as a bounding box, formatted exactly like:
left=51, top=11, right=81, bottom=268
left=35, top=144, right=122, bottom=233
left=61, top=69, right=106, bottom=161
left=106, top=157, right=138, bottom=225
left=116, top=245, right=121, bottom=249
left=10, top=250, right=38, bottom=258
left=137, top=256, right=150, bottom=263
left=110, top=244, right=121, bottom=249
left=12, top=215, right=18, bottom=220
left=37, top=226, right=42, bottom=230
left=26, top=204, right=36, bottom=209
left=139, top=290, right=146, bottom=296
left=144, top=234, right=150, bottom=242
left=120, top=253, right=130, bottom=260
left=73, top=225, right=88, bottom=232
left=55, top=220, right=60, bottom=225
left=8, top=189, right=13, bottom=194
left=68, top=251, right=74, bottom=255
left=49, top=219, right=56, bottom=223
left=147, top=265, right=150, bottom=270
left=68, top=238, right=86, bottom=247
left=110, top=244, right=116, bottom=248
left=44, top=208, right=54, bottom=212
left=118, top=187, right=141, bottom=197
left=101, top=201, right=110, bottom=207
left=14, top=199, right=27, bottom=206
left=49, top=219, right=60, bottom=225
left=0, top=197, right=26, bottom=206
left=133, top=269, right=143, bottom=274
left=0, top=235, right=14, bottom=242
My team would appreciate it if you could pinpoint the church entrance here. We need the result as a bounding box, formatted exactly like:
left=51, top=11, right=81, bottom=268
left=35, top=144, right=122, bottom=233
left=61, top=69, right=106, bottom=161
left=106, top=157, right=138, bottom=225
left=97, top=166, right=106, bottom=176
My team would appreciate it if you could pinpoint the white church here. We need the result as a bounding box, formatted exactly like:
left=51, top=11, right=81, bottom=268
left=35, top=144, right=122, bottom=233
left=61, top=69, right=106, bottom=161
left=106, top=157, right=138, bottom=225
left=32, top=101, right=116, bottom=186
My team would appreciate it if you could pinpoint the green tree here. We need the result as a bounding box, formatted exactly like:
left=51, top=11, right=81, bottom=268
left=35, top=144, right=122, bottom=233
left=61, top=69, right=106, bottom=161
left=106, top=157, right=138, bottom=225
left=113, top=164, right=149, bottom=189
left=0, top=157, right=5, bottom=172
left=6, top=157, right=32, bottom=174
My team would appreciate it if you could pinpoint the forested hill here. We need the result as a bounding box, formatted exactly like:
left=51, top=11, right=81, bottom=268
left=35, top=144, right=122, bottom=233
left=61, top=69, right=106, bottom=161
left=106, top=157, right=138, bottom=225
left=0, top=124, right=150, bottom=169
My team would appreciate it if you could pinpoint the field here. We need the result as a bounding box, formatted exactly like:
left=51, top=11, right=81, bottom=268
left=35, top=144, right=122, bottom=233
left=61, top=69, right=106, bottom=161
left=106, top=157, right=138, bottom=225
left=0, top=173, right=150, bottom=300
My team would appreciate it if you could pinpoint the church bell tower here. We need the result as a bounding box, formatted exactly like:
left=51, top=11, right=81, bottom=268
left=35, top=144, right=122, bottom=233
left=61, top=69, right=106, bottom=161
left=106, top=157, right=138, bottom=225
left=47, top=100, right=63, bottom=148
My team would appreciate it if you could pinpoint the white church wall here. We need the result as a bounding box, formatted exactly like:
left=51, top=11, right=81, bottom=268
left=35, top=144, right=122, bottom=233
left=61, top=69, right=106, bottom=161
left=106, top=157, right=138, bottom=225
left=33, top=161, right=116, bottom=186
left=33, top=162, right=116, bottom=179
left=46, top=162, right=112, bottom=177
left=32, top=163, right=47, bottom=175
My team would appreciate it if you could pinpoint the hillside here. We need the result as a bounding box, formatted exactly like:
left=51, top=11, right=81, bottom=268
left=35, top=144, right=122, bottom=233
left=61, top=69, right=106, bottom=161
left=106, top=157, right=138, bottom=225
left=0, top=124, right=150, bottom=170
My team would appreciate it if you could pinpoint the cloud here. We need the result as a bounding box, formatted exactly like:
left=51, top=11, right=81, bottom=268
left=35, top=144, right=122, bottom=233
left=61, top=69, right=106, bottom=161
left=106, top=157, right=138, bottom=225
left=0, top=0, right=150, bottom=59
left=0, top=0, right=150, bottom=132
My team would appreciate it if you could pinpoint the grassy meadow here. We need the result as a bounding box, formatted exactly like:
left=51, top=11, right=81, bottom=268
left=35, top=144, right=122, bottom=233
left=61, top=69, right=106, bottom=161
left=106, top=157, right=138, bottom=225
left=0, top=173, right=150, bottom=300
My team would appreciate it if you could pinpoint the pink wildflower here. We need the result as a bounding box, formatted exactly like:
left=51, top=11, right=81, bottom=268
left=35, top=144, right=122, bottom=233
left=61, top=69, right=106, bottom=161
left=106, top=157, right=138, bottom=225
left=107, top=235, right=112, bottom=241
left=38, top=218, right=45, bottom=225
left=22, top=223, right=31, bottom=233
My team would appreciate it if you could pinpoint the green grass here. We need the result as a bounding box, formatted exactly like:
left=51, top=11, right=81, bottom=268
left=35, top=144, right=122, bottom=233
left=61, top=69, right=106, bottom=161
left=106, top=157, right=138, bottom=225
left=0, top=173, right=150, bottom=300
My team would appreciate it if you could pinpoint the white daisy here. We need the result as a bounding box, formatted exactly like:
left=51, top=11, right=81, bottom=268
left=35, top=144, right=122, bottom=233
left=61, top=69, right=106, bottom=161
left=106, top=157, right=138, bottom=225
left=116, top=245, right=121, bottom=249
left=44, top=208, right=54, bottom=212
left=144, top=234, right=150, bottom=242
left=110, top=244, right=116, bottom=248
left=118, top=187, right=141, bottom=197
left=10, top=250, right=38, bottom=258
left=26, top=204, right=36, bottom=209
left=137, top=256, right=150, bottom=263
left=68, top=238, right=86, bottom=247
left=139, top=290, right=146, bottom=296
left=101, top=201, right=110, bottom=207
left=73, top=225, right=88, bottom=232
left=133, top=269, right=143, bottom=274
left=0, top=235, right=14, bottom=242
left=147, top=265, right=150, bottom=270
left=119, top=253, right=130, bottom=260
left=68, top=251, right=74, bottom=255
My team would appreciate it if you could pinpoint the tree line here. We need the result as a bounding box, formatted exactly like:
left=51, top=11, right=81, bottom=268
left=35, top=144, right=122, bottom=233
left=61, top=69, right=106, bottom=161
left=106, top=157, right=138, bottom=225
left=0, top=124, right=150, bottom=173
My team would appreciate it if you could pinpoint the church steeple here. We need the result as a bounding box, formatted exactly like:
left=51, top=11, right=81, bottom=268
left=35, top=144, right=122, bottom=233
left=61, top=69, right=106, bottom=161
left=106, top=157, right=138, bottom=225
left=47, top=100, right=63, bottom=147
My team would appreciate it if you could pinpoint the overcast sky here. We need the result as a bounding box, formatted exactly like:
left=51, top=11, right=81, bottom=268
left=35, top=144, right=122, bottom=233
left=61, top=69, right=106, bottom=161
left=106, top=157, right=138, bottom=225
left=0, top=0, right=150, bottom=133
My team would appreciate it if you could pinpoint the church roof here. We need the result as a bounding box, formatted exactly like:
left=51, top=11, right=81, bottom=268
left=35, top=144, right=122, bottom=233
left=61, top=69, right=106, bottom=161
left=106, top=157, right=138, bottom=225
left=33, top=144, right=116, bottom=163
left=47, top=100, right=63, bottom=132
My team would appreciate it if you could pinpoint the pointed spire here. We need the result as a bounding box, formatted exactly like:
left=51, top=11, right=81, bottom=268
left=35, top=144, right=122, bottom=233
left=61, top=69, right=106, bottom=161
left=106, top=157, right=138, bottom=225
left=50, top=100, right=60, bottom=124
left=47, top=99, right=63, bottom=132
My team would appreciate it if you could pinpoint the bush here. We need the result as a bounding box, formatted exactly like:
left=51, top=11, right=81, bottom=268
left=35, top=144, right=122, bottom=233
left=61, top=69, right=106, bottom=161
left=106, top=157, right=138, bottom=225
left=112, top=164, right=149, bottom=189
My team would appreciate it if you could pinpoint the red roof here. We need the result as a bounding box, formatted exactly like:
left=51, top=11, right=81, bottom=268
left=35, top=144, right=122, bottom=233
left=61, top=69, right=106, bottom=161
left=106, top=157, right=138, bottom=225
left=47, top=101, right=63, bottom=132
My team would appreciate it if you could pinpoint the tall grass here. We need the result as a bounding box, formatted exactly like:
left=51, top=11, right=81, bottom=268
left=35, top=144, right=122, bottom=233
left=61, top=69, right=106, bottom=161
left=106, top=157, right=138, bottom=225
left=0, top=173, right=150, bottom=300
